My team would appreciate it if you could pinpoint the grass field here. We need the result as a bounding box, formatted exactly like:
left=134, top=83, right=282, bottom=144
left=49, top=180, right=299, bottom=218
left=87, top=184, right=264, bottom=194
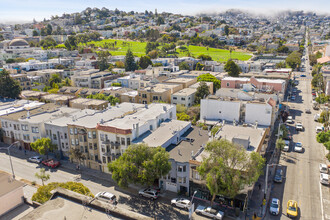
left=83, top=39, right=252, bottom=62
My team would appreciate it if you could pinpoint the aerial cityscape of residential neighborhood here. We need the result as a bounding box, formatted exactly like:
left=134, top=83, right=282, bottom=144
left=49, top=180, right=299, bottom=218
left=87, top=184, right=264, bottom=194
left=0, top=4, right=330, bottom=220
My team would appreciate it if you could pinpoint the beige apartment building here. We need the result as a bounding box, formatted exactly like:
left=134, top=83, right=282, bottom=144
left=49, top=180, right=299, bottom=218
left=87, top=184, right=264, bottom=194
left=137, top=83, right=183, bottom=104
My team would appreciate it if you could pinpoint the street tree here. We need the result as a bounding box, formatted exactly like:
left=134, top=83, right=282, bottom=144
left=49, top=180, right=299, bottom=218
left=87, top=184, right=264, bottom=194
left=124, top=49, right=137, bottom=71
left=195, top=81, right=210, bottom=104
left=224, top=60, right=240, bottom=77
left=108, top=143, right=171, bottom=188
left=138, top=56, right=152, bottom=69
left=197, top=139, right=264, bottom=205
left=285, top=51, right=302, bottom=70
left=0, top=69, right=21, bottom=99
left=31, top=138, right=56, bottom=158
left=69, top=148, right=86, bottom=165
left=276, top=138, right=285, bottom=151
left=35, top=168, right=50, bottom=186
left=197, top=73, right=221, bottom=92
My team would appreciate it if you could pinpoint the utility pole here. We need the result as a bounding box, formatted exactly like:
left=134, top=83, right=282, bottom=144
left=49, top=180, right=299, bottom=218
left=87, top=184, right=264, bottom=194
left=7, top=141, right=19, bottom=179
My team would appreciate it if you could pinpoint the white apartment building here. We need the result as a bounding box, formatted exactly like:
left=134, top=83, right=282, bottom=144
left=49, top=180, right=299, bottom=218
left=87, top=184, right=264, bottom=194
left=171, top=88, right=196, bottom=107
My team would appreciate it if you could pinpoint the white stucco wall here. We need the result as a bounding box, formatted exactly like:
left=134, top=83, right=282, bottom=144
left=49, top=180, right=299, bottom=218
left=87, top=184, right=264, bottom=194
left=245, top=103, right=272, bottom=126
left=200, top=99, right=241, bottom=122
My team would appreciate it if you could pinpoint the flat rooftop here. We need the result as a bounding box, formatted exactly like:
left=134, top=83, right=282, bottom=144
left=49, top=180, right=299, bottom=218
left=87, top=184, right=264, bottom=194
left=104, top=103, right=173, bottom=130
left=0, top=171, right=24, bottom=197
left=70, top=98, right=108, bottom=105
left=0, top=103, right=55, bottom=121
left=142, top=120, right=191, bottom=147
left=165, top=77, right=196, bottom=83
left=42, top=94, right=76, bottom=101
left=172, top=88, right=196, bottom=96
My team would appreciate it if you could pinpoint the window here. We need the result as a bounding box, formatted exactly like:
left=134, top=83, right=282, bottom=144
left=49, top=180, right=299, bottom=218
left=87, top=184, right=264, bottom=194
left=226, top=82, right=230, bottom=87
left=102, top=156, right=106, bottom=163
left=95, top=155, right=98, bottom=161
left=116, top=137, right=120, bottom=143
left=85, top=146, right=88, bottom=153
left=74, top=128, right=77, bottom=135
left=53, top=134, right=57, bottom=140
left=127, top=138, right=131, bottom=146
left=173, top=97, right=177, bottom=100
left=149, top=125, right=153, bottom=130
left=153, top=96, right=158, bottom=101
left=33, top=136, right=39, bottom=142
left=171, top=177, right=176, bottom=183
left=181, top=98, right=185, bottom=101
left=71, top=139, right=75, bottom=146
left=92, top=131, right=96, bottom=139
left=121, top=138, right=125, bottom=145
left=70, top=128, right=73, bottom=135
left=142, top=94, right=147, bottom=98
left=32, top=127, right=39, bottom=133
left=75, top=139, right=79, bottom=145
left=46, top=130, right=49, bottom=136
left=13, top=124, right=16, bottom=130
left=94, top=143, right=97, bottom=150
left=88, top=132, right=92, bottom=139
left=100, top=134, right=104, bottom=141
left=89, top=143, right=93, bottom=150
left=64, top=133, right=67, bottom=139
left=62, top=143, right=64, bottom=148
left=178, top=165, right=186, bottom=172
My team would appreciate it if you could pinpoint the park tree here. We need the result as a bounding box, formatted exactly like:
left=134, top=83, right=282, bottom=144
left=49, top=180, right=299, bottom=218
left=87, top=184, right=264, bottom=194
left=35, top=168, right=50, bottom=186
left=138, top=56, right=152, bottom=69
left=39, top=36, right=57, bottom=49
left=285, top=51, right=302, bottom=70
left=179, top=61, right=190, bottom=70
left=108, top=144, right=171, bottom=188
left=97, top=51, right=110, bottom=71
left=64, top=35, right=77, bottom=51
left=197, top=73, right=221, bottom=92
left=224, top=25, right=229, bottom=36
left=197, top=54, right=212, bottom=61
left=124, top=49, right=137, bottom=71
left=224, top=60, right=240, bottom=77
left=31, top=138, right=56, bottom=158
left=197, top=139, right=264, bottom=205
left=0, top=69, right=21, bottom=99
left=195, top=62, right=205, bottom=71
left=195, top=81, right=210, bottom=104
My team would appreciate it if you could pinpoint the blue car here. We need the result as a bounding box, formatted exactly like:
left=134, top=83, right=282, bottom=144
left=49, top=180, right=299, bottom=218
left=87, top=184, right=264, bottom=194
left=273, top=169, right=283, bottom=183
left=300, top=74, right=306, bottom=77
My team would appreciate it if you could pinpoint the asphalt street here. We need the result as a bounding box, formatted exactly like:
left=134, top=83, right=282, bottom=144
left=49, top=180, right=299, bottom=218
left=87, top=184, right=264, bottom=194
left=265, top=79, right=330, bottom=220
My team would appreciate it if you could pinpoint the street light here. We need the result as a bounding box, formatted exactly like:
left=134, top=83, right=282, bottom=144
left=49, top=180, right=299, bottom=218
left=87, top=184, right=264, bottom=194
left=7, top=141, right=19, bottom=179
left=189, top=191, right=197, bottom=220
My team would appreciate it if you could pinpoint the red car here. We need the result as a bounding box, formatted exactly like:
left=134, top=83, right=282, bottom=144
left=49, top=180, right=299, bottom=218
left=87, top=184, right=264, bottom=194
left=42, top=159, right=61, bottom=168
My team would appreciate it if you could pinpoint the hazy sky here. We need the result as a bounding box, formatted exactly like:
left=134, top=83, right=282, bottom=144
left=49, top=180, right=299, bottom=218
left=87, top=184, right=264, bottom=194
left=0, top=0, right=329, bottom=23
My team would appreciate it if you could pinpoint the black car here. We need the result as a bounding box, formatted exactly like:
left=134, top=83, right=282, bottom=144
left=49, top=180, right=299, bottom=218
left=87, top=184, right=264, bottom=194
left=273, top=169, right=283, bottom=183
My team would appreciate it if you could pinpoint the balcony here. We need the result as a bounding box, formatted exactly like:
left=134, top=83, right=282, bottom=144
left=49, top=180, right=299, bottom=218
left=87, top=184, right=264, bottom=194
left=102, top=139, right=110, bottom=144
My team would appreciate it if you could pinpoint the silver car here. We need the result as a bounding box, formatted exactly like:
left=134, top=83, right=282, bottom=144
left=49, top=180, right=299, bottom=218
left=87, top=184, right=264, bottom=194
left=95, top=191, right=117, bottom=204
left=195, top=205, right=224, bottom=220
left=138, top=188, right=159, bottom=200
left=269, top=198, right=280, bottom=215
left=171, top=198, right=191, bottom=210
left=28, top=156, right=43, bottom=163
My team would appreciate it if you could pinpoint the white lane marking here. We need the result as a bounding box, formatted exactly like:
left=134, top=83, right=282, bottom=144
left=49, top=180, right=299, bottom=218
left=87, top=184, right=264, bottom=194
left=320, top=182, right=325, bottom=220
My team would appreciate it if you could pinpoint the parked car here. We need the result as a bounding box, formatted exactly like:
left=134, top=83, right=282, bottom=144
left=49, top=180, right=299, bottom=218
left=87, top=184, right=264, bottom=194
left=195, top=205, right=224, bottom=220
left=294, top=142, right=303, bottom=153
left=314, top=114, right=320, bottom=122
left=171, top=198, right=191, bottom=210
left=295, top=122, right=304, bottom=131
left=283, top=140, right=290, bottom=152
left=274, top=169, right=283, bottom=183
left=286, top=116, right=294, bottom=124
left=319, top=163, right=328, bottom=174
left=320, top=173, right=329, bottom=185
left=316, top=126, right=324, bottom=133
left=305, top=109, right=311, bottom=114
left=300, top=74, right=306, bottom=77
left=270, top=198, right=280, bottom=215
left=95, top=191, right=117, bottom=204
left=42, top=159, right=61, bottom=168
left=138, top=188, right=159, bottom=200
left=28, top=156, right=43, bottom=163
left=287, top=200, right=298, bottom=218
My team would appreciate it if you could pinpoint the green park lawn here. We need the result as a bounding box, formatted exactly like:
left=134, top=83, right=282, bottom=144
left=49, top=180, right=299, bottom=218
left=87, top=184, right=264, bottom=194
left=82, top=39, right=252, bottom=62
